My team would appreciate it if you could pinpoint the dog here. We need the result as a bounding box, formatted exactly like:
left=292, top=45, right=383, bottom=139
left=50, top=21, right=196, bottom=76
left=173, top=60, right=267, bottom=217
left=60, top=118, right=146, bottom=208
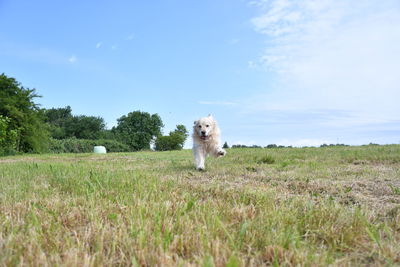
left=192, top=115, right=226, bottom=170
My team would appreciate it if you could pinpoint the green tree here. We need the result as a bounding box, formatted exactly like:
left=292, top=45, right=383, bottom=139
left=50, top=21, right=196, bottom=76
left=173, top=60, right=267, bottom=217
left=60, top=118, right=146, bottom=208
left=169, top=124, right=188, bottom=149
left=65, top=115, right=106, bottom=139
left=154, top=136, right=174, bottom=151
left=0, top=115, right=19, bottom=155
left=0, top=73, right=49, bottom=153
left=45, top=106, right=72, bottom=124
left=223, top=142, right=229, bottom=149
left=155, top=125, right=188, bottom=151
left=44, top=107, right=106, bottom=140
left=113, top=111, right=163, bottom=151
left=98, top=129, right=117, bottom=140
left=44, top=106, right=73, bottom=139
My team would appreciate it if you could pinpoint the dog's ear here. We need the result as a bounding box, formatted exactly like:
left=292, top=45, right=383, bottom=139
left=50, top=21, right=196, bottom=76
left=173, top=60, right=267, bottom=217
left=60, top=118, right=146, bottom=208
left=208, top=114, right=213, bottom=118
left=193, top=120, right=198, bottom=125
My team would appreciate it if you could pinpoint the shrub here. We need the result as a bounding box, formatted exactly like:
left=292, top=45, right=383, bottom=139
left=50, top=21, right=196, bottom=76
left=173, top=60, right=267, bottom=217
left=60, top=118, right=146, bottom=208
left=0, top=115, right=19, bottom=156
left=154, top=125, right=188, bottom=151
left=0, top=73, right=50, bottom=153
left=48, top=138, right=65, bottom=153
left=154, top=135, right=181, bottom=151
left=94, top=139, right=130, bottom=152
left=113, top=111, right=163, bottom=151
left=48, top=138, right=130, bottom=153
left=266, top=144, right=278, bottom=148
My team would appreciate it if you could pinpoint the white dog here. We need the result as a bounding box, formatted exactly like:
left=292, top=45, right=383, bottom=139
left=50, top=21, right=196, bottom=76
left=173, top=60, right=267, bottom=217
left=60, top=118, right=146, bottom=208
left=192, top=115, right=226, bottom=170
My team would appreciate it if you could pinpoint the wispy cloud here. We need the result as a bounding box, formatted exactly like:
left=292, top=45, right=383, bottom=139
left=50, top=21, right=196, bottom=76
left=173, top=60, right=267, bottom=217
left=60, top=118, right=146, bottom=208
left=111, top=44, right=118, bottom=50
left=126, top=34, right=135, bottom=40
left=229, top=38, right=240, bottom=45
left=198, top=101, right=237, bottom=106
left=249, top=0, right=400, bottom=122
left=247, top=60, right=258, bottom=69
left=68, top=55, right=77, bottom=63
left=96, top=42, right=102, bottom=49
left=0, top=42, right=74, bottom=65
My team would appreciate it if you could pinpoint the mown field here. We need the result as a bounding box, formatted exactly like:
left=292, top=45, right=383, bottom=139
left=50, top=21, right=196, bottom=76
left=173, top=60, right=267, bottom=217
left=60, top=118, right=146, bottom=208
left=0, top=145, right=399, bottom=266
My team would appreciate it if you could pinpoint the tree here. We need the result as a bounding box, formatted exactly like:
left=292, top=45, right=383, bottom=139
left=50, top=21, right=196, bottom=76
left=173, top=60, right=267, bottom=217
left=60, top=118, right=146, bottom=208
left=45, top=106, right=72, bottom=124
left=223, top=142, right=229, bottom=149
left=0, top=73, right=49, bottom=153
left=0, top=115, right=19, bottom=155
left=113, top=111, right=163, bottom=151
left=154, top=136, right=174, bottom=151
left=155, top=125, right=188, bottom=151
left=44, top=107, right=106, bottom=140
left=44, top=106, right=73, bottom=139
left=169, top=125, right=188, bottom=148
left=64, top=115, right=106, bottom=139
left=266, top=144, right=278, bottom=148
left=98, top=129, right=117, bottom=140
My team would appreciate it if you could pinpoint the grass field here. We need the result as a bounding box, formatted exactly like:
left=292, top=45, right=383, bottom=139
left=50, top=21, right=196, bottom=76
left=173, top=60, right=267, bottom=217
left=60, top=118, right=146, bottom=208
left=1, top=145, right=400, bottom=266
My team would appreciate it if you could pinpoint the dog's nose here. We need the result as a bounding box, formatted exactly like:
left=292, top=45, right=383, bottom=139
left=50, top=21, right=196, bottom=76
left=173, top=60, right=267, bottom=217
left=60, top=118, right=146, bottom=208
left=201, top=131, right=206, bottom=135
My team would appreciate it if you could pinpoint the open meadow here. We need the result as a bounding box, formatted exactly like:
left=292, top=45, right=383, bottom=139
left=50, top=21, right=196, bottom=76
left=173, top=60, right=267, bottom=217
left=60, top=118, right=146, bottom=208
left=1, top=145, right=400, bottom=266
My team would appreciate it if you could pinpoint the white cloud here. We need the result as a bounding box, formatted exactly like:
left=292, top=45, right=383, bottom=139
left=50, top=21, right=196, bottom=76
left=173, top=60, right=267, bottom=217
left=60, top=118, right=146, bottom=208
left=68, top=55, right=77, bottom=63
left=249, top=0, right=400, bottom=122
left=222, top=2, right=400, bottom=146
left=111, top=44, right=118, bottom=50
left=96, top=42, right=102, bottom=48
left=247, top=60, right=257, bottom=69
left=126, top=34, right=135, bottom=40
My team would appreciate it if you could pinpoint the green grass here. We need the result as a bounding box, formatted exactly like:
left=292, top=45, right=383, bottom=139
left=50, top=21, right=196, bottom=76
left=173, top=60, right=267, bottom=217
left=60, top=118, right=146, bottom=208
left=1, top=145, right=400, bottom=266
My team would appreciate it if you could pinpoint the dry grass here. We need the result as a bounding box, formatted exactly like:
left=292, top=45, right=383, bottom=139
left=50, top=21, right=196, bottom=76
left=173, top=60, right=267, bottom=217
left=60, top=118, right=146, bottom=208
left=1, top=145, right=399, bottom=266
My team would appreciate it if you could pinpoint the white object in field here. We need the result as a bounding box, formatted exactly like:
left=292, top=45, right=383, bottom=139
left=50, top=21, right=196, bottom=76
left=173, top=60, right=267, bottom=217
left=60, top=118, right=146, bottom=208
left=93, top=146, right=107, bottom=154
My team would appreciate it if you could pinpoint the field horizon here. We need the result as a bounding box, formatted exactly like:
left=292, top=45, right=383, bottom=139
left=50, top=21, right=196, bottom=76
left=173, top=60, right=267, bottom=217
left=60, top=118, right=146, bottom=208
left=1, top=145, right=399, bottom=266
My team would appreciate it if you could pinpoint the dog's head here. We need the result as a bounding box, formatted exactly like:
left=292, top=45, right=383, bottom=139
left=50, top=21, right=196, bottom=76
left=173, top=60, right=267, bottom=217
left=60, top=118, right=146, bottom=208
left=193, top=114, right=217, bottom=141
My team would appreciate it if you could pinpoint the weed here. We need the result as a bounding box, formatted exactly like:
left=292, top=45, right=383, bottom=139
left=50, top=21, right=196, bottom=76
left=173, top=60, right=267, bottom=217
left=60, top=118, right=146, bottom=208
left=389, top=185, right=400, bottom=195
left=256, top=154, right=276, bottom=164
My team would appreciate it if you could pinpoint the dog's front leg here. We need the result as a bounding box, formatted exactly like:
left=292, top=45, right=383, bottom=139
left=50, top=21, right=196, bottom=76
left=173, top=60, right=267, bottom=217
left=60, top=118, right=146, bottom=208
left=194, top=146, right=206, bottom=170
left=212, top=144, right=226, bottom=157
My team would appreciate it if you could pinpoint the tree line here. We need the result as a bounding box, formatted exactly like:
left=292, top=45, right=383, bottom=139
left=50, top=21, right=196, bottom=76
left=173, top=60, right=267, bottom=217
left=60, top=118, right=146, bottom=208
left=230, top=144, right=350, bottom=149
left=0, top=73, right=188, bottom=155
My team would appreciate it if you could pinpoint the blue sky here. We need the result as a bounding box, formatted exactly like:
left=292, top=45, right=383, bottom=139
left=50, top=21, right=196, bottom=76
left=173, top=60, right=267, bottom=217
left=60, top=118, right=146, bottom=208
left=1, top=0, right=399, bottom=147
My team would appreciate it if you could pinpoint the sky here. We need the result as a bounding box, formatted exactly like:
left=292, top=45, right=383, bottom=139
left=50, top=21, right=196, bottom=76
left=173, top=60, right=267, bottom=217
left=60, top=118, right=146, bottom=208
left=1, top=0, right=399, bottom=148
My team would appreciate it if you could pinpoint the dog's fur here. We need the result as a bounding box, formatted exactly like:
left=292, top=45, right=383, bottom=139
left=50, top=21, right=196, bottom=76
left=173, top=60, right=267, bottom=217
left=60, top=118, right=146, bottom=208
left=192, top=115, right=226, bottom=170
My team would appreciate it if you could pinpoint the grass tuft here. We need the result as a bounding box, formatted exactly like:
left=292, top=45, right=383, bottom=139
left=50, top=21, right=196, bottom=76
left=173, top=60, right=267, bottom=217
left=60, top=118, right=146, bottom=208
left=256, top=154, right=276, bottom=164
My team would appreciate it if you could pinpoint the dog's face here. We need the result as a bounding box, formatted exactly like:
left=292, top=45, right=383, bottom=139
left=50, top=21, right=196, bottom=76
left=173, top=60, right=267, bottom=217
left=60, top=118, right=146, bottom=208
left=194, top=115, right=216, bottom=141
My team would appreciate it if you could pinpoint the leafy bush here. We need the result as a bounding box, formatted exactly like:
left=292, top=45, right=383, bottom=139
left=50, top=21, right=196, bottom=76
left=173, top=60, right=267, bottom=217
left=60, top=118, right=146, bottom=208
left=154, top=125, right=188, bottom=151
left=0, top=115, right=19, bottom=156
left=0, top=73, right=50, bottom=153
left=47, top=138, right=64, bottom=153
left=44, top=106, right=107, bottom=140
left=154, top=135, right=182, bottom=151
left=49, top=138, right=130, bottom=153
left=113, top=111, right=164, bottom=151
